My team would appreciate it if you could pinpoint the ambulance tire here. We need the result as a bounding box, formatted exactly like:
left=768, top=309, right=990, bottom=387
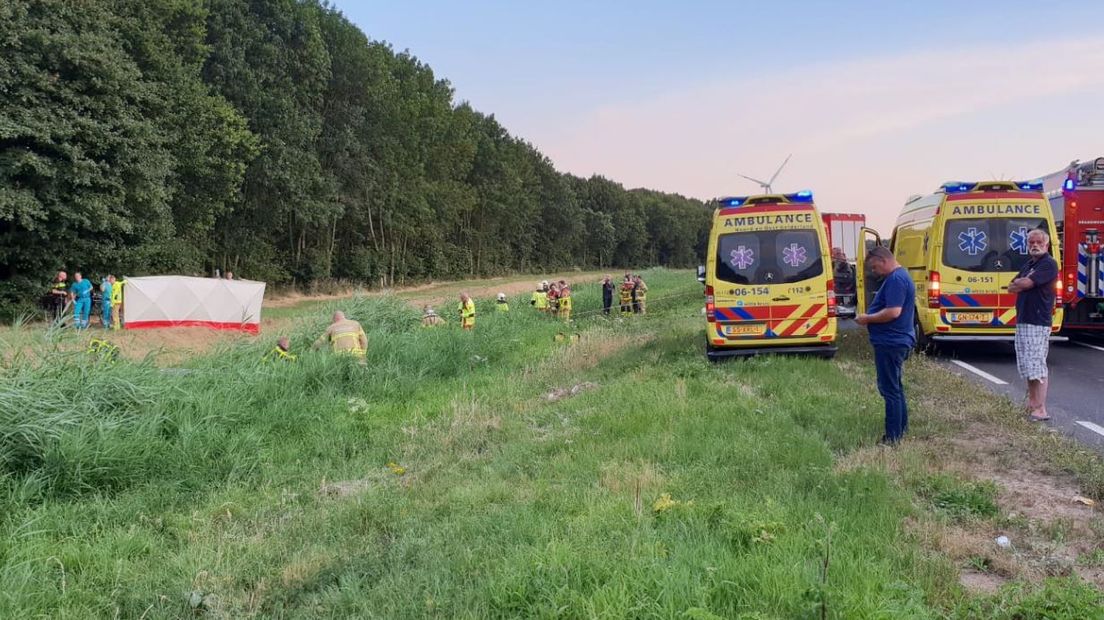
left=914, top=317, right=935, bottom=354
left=705, top=340, right=721, bottom=363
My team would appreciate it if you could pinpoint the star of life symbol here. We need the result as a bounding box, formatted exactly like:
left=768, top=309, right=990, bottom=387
left=782, top=243, right=807, bottom=268
left=729, top=245, right=755, bottom=269
left=1009, top=226, right=1029, bottom=254
left=957, top=227, right=988, bottom=256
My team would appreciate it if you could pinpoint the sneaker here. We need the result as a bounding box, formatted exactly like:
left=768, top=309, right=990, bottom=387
left=877, top=435, right=901, bottom=447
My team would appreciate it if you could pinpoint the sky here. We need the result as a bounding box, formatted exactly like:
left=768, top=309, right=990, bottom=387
left=334, top=1, right=1104, bottom=233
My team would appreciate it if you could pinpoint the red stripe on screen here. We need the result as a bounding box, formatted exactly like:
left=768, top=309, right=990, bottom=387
left=125, top=320, right=260, bottom=334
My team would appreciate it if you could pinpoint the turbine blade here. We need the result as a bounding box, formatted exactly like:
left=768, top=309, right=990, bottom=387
left=768, top=154, right=792, bottom=185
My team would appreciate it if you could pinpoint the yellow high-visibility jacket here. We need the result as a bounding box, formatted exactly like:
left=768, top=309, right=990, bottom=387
left=110, top=280, right=125, bottom=305
left=459, top=300, right=476, bottom=329
left=532, top=290, right=548, bottom=310
left=263, top=346, right=297, bottom=363
left=559, top=293, right=572, bottom=320
left=315, top=319, right=367, bottom=356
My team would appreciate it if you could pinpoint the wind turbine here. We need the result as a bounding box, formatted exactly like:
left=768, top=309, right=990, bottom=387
left=738, top=154, right=792, bottom=193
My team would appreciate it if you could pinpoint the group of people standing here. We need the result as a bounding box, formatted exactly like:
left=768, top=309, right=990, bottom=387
left=602, top=273, right=648, bottom=316
left=44, top=271, right=124, bottom=329
left=529, top=280, right=574, bottom=320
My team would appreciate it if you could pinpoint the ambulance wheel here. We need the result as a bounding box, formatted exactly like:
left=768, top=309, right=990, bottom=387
left=914, top=318, right=935, bottom=354
left=705, top=340, right=720, bottom=362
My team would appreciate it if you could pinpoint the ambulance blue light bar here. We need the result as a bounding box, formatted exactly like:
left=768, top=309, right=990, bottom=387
left=717, top=191, right=813, bottom=207
left=942, top=182, right=976, bottom=194
left=1065, top=178, right=1076, bottom=191
left=1016, top=180, right=1043, bottom=191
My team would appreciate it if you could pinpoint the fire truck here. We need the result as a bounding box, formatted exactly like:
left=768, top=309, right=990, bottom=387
left=822, top=212, right=865, bottom=317
left=1040, top=157, right=1104, bottom=332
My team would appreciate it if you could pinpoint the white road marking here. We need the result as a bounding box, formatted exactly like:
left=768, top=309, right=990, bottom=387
left=1076, top=421, right=1104, bottom=438
left=950, top=360, right=1009, bottom=385
left=1074, top=341, right=1104, bottom=353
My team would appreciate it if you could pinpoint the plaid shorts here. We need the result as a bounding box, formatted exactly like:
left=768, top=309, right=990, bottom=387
left=1014, top=323, right=1051, bottom=381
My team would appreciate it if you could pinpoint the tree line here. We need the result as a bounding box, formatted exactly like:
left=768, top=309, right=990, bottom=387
left=0, top=0, right=711, bottom=318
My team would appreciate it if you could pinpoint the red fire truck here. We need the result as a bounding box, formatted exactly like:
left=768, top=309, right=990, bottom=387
left=1040, top=157, right=1104, bottom=332
left=822, top=212, right=866, bottom=317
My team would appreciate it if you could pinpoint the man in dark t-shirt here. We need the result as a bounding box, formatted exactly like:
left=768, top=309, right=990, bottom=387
left=856, top=246, right=916, bottom=445
left=1008, top=229, right=1059, bottom=421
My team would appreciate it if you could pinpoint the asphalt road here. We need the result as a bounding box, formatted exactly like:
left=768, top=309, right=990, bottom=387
left=929, top=335, right=1104, bottom=452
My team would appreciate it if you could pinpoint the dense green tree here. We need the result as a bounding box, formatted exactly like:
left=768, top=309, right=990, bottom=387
left=0, top=0, right=711, bottom=319
left=1, top=0, right=176, bottom=307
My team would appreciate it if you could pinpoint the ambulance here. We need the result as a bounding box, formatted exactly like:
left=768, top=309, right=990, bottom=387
left=864, top=180, right=1063, bottom=350
left=701, top=191, right=838, bottom=360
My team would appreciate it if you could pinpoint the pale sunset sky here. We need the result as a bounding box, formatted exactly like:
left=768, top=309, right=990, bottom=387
left=335, top=1, right=1104, bottom=233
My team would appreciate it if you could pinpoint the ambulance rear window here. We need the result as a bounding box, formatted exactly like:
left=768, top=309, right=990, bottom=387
left=942, top=218, right=1050, bottom=272
left=715, top=230, right=823, bottom=285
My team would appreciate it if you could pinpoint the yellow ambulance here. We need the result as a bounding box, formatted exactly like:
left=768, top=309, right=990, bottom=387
left=701, top=191, right=838, bottom=360
left=868, top=180, right=1063, bottom=350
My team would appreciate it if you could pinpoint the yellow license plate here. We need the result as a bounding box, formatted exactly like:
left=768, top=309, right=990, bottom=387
left=947, top=311, right=992, bottom=324
left=724, top=323, right=766, bottom=336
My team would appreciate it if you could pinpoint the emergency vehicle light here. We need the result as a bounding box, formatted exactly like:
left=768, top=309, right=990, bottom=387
left=942, top=182, right=976, bottom=194
left=718, top=192, right=813, bottom=207
left=1064, top=178, right=1076, bottom=191
left=1016, top=180, right=1044, bottom=191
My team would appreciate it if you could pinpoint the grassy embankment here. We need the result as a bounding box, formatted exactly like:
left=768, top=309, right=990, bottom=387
left=1, top=268, right=1102, bottom=618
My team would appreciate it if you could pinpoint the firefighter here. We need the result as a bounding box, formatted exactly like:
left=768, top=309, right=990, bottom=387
left=531, top=281, right=549, bottom=313
left=831, top=247, right=857, bottom=309
left=547, top=282, right=560, bottom=318
left=422, top=305, right=445, bottom=327
left=46, top=271, right=68, bottom=322
left=263, top=336, right=297, bottom=362
left=110, top=275, right=125, bottom=330
left=312, top=311, right=368, bottom=359
left=619, top=274, right=635, bottom=315
left=558, top=284, right=572, bottom=322
left=633, top=275, right=648, bottom=314
left=458, top=293, right=476, bottom=330
left=70, top=272, right=93, bottom=329
left=496, top=292, right=510, bottom=312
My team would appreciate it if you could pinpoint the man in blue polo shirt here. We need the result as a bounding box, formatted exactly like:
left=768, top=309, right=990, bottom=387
left=856, top=246, right=916, bottom=445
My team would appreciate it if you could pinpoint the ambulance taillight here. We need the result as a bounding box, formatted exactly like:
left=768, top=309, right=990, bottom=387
left=705, top=285, right=716, bottom=322
left=927, top=271, right=941, bottom=308
left=1055, top=277, right=1063, bottom=306
left=826, top=279, right=837, bottom=317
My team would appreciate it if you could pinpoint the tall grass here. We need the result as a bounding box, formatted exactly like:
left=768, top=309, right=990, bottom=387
left=0, top=270, right=684, bottom=504
left=1, top=268, right=1099, bottom=618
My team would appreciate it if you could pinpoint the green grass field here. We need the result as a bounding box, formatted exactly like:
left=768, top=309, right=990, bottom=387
left=2, top=269, right=1101, bottom=618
